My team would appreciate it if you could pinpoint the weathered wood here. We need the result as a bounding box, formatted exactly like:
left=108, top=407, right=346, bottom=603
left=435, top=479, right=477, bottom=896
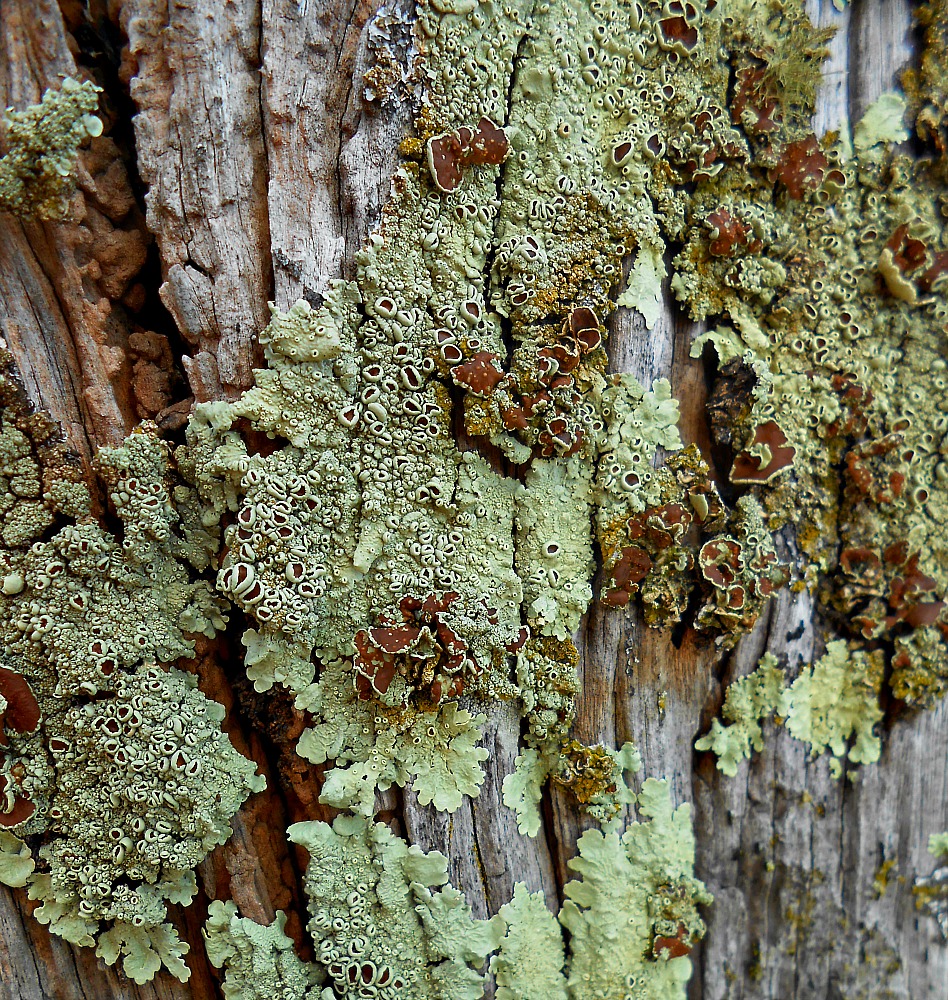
left=0, top=1, right=945, bottom=998
left=119, top=0, right=272, bottom=399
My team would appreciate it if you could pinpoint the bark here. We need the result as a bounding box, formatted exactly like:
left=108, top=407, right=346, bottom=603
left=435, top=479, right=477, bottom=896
left=0, top=1, right=945, bottom=998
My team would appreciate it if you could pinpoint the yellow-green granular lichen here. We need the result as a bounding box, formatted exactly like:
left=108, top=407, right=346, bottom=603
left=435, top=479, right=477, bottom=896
left=0, top=78, right=102, bottom=220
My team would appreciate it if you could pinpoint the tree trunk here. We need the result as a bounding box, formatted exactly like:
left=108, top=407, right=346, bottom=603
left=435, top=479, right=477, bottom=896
left=0, top=1, right=945, bottom=998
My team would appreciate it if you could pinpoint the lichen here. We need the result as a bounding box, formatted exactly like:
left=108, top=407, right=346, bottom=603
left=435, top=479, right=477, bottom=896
left=0, top=358, right=263, bottom=981
left=295, top=654, right=489, bottom=815
left=693, top=653, right=787, bottom=777
left=287, top=814, right=505, bottom=999
left=208, top=774, right=709, bottom=999
left=5, top=0, right=948, bottom=989
left=0, top=78, right=102, bottom=220
left=903, top=0, right=948, bottom=157
left=560, top=778, right=712, bottom=999
left=914, top=832, right=948, bottom=940
left=696, top=641, right=884, bottom=777
left=179, top=0, right=863, bottom=826
left=503, top=740, right=640, bottom=837
left=491, top=884, right=567, bottom=1000
left=204, top=901, right=323, bottom=1000
left=929, top=833, right=948, bottom=858
left=0, top=830, right=33, bottom=888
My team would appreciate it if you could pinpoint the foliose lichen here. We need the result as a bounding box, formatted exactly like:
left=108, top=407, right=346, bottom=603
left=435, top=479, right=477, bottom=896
left=0, top=77, right=102, bottom=220
left=207, top=776, right=710, bottom=1000
left=287, top=813, right=505, bottom=999
left=696, top=640, right=884, bottom=778
left=560, top=777, right=712, bottom=999
left=204, top=900, right=324, bottom=1000
left=0, top=356, right=263, bottom=981
left=6, top=0, right=948, bottom=990
left=182, top=0, right=826, bottom=828
left=914, top=831, right=948, bottom=940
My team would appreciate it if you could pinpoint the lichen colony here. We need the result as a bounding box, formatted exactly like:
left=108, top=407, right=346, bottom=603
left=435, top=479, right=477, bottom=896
left=1, top=0, right=948, bottom=993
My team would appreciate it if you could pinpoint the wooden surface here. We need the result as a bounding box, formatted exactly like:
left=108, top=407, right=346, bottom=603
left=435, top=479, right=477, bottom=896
left=0, top=1, right=945, bottom=997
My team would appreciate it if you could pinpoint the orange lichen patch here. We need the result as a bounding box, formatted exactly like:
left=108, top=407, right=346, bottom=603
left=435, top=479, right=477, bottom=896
left=463, top=116, right=508, bottom=165
left=427, top=132, right=466, bottom=192
left=839, top=547, right=882, bottom=578
left=450, top=351, right=505, bottom=395
left=551, top=739, right=619, bottom=804
left=886, top=554, right=945, bottom=628
left=627, top=503, right=693, bottom=549
left=659, top=15, right=699, bottom=52
left=658, top=2, right=701, bottom=55
left=769, top=135, right=828, bottom=199
left=653, top=924, right=693, bottom=960
left=706, top=208, right=761, bottom=257
left=885, top=224, right=929, bottom=274
left=843, top=434, right=903, bottom=504
left=731, top=421, right=796, bottom=483
left=0, top=667, right=41, bottom=746
left=567, top=306, right=602, bottom=353
left=537, top=306, right=602, bottom=377
left=919, top=249, right=948, bottom=291
left=825, top=374, right=873, bottom=438
left=426, top=117, right=508, bottom=192
left=354, top=593, right=527, bottom=708
left=602, top=545, right=653, bottom=607
left=537, top=416, right=584, bottom=457
left=0, top=771, right=35, bottom=828
left=696, top=515, right=789, bottom=634
left=354, top=592, right=465, bottom=704
left=732, top=66, right=780, bottom=134
left=698, top=538, right=742, bottom=588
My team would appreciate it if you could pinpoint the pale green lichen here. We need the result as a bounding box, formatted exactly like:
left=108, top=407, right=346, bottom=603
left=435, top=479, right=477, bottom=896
left=296, top=654, right=488, bottom=815
left=694, top=653, right=787, bottom=777
left=0, top=359, right=263, bottom=981
left=504, top=740, right=640, bottom=837
left=915, top=833, right=948, bottom=939
left=0, top=78, right=102, bottom=220
left=0, top=830, right=33, bottom=887
left=94, top=923, right=191, bottom=986
left=491, top=884, right=568, bottom=1000
left=209, top=775, right=710, bottom=999
left=697, top=641, right=884, bottom=777
left=6, top=0, right=948, bottom=989
left=779, top=642, right=884, bottom=769
left=560, top=778, right=712, bottom=1000
left=179, top=0, right=821, bottom=826
left=929, top=833, right=948, bottom=858
left=288, top=814, right=505, bottom=999
left=204, top=901, right=323, bottom=1000
left=853, top=92, right=909, bottom=153
left=256, top=779, right=711, bottom=1000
